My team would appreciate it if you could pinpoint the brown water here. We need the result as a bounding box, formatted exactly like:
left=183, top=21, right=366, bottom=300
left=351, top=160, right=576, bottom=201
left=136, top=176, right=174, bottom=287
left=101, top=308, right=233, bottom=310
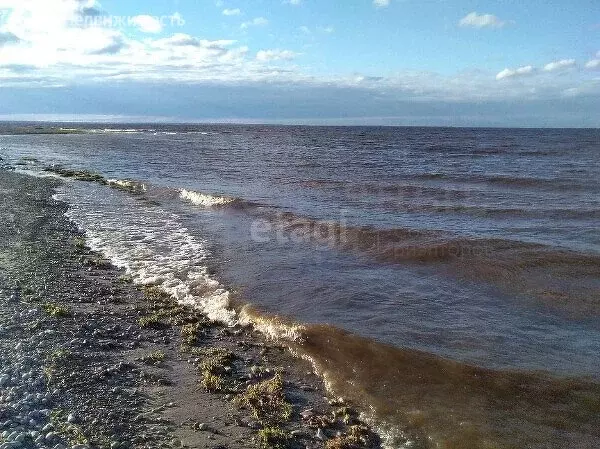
left=2, top=124, right=600, bottom=447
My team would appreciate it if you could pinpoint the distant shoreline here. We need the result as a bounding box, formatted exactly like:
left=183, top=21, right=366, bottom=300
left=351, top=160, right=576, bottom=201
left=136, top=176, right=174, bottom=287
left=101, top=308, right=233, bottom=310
left=1, top=121, right=599, bottom=131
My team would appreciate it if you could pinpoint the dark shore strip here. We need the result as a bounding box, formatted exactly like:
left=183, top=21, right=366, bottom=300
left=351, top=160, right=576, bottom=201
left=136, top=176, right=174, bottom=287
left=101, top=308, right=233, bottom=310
left=0, top=170, right=379, bottom=449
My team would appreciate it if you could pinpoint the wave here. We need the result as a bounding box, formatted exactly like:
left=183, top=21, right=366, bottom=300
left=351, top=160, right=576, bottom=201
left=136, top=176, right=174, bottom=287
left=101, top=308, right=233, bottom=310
left=54, top=182, right=236, bottom=325
left=238, top=306, right=600, bottom=448
left=42, top=164, right=255, bottom=211
left=98, top=128, right=145, bottom=134
left=179, top=189, right=237, bottom=207
left=178, top=188, right=261, bottom=210
left=45, top=163, right=600, bottom=312
left=485, top=175, right=559, bottom=188
left=412, top=173, right=447, bottom=180
left=410, top=172, right=587, bottom=191
left=386, top=203, right=600, bottom=219
left=255, top=211, right=600, bottom=311
left=297, top=180, right=476, bottom=200
left=107, top=179, right=147, bottom=193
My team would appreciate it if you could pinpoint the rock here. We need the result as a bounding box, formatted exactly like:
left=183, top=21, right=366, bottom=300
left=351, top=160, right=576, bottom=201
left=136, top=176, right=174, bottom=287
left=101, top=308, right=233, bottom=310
left=67, top=413, right=78, bottom=423
left=300, top=409, right=314, bottom=419
left=316, top=428, right=326, bottom=440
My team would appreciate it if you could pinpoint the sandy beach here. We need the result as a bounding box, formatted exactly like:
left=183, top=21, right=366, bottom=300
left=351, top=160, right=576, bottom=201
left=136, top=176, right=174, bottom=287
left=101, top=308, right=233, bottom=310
left=0, top=169, right=378, bottom=449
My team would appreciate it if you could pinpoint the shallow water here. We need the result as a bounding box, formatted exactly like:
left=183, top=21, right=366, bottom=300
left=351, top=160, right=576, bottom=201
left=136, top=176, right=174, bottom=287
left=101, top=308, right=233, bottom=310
left=1, top=124, right=600, bottom=447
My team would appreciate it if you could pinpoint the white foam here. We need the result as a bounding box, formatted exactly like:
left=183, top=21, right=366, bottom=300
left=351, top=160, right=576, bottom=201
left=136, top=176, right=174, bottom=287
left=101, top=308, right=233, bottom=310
left=179, top=189, right=235, bottom=207
left=55, top=182, right=236, bottom=325
left=107, top=179, right=147, bottom=192
left=102, top=128, right=142, bottom=133
left=238, top=305, right=305, bottom=342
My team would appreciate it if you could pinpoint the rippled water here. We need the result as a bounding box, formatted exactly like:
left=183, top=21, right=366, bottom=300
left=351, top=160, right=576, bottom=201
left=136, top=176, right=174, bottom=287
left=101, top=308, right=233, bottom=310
left=1, top=124, right=600, bottom=448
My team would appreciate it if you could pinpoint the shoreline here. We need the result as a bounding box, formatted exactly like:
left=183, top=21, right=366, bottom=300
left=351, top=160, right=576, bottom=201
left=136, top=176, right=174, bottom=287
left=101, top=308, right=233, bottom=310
left=0, top=170, right=379, bottom=449
left=3, top=160, right=600, bottom=448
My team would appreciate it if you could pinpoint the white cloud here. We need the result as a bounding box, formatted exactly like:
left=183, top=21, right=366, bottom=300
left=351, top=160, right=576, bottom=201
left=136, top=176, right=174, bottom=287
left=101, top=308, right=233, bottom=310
left=256, top=49, right=297, bottom=62
left=585, top=59, right=600, bottom=70
left=285, top=0, right=302, bottom=5
left=241, top=17, right=268, bottom=29
left=0, top=1, right=263, bottom=85
left=543, top=59, right=576, bottom=72
left=152, top=33, right=236, bottom=49
left=459, top=12, right=506, bottom=29
left=373, top=0, right=390, bottom=8
left=299, top=26, right=311, bottom=34
left=496, top=65, right=535, bottom=80
left=130, top=15, right=163, bottom=34
left=222, top=8, right=241, bottom=16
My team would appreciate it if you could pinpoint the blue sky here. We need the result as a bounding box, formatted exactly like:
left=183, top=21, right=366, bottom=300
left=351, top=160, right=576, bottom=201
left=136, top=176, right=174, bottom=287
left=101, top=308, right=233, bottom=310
left=0, top=0, right=598, bottom=126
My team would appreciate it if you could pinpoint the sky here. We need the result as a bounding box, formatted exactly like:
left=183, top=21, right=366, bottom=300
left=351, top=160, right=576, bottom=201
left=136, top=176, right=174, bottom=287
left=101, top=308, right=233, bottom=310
left=0, top=0, right=599, bottom=126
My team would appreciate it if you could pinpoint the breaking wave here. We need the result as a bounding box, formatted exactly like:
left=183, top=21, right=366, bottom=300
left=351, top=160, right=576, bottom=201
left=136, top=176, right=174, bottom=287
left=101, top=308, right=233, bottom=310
left=54, top=182, right=236, bottom=325
left=107, top=178, right=147, bottom=193
left=179, top=189, right=236, bottom=207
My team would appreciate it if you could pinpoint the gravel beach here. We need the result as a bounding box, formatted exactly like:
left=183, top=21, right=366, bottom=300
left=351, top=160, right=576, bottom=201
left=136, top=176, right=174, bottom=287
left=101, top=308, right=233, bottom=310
left=0, top=169, right=378, bottom=449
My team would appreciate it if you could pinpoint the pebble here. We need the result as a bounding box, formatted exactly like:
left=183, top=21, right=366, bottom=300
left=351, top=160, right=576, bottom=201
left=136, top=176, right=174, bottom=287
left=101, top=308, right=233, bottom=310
left=300, top=409, right=314, bottom=419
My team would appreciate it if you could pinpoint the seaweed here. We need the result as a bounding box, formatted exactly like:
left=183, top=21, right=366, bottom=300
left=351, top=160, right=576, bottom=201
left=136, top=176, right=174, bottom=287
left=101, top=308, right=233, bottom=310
left=43, top=166, right=107, bottom=184
left=237, top=374, right=292, bottom=424
left=142, top=350, right=166, bottom=366
left=325, top=425, right=378, bottom=449
left=198, top=347, right=235, bottom=392
left=258, top=426, right=289, bottom=449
